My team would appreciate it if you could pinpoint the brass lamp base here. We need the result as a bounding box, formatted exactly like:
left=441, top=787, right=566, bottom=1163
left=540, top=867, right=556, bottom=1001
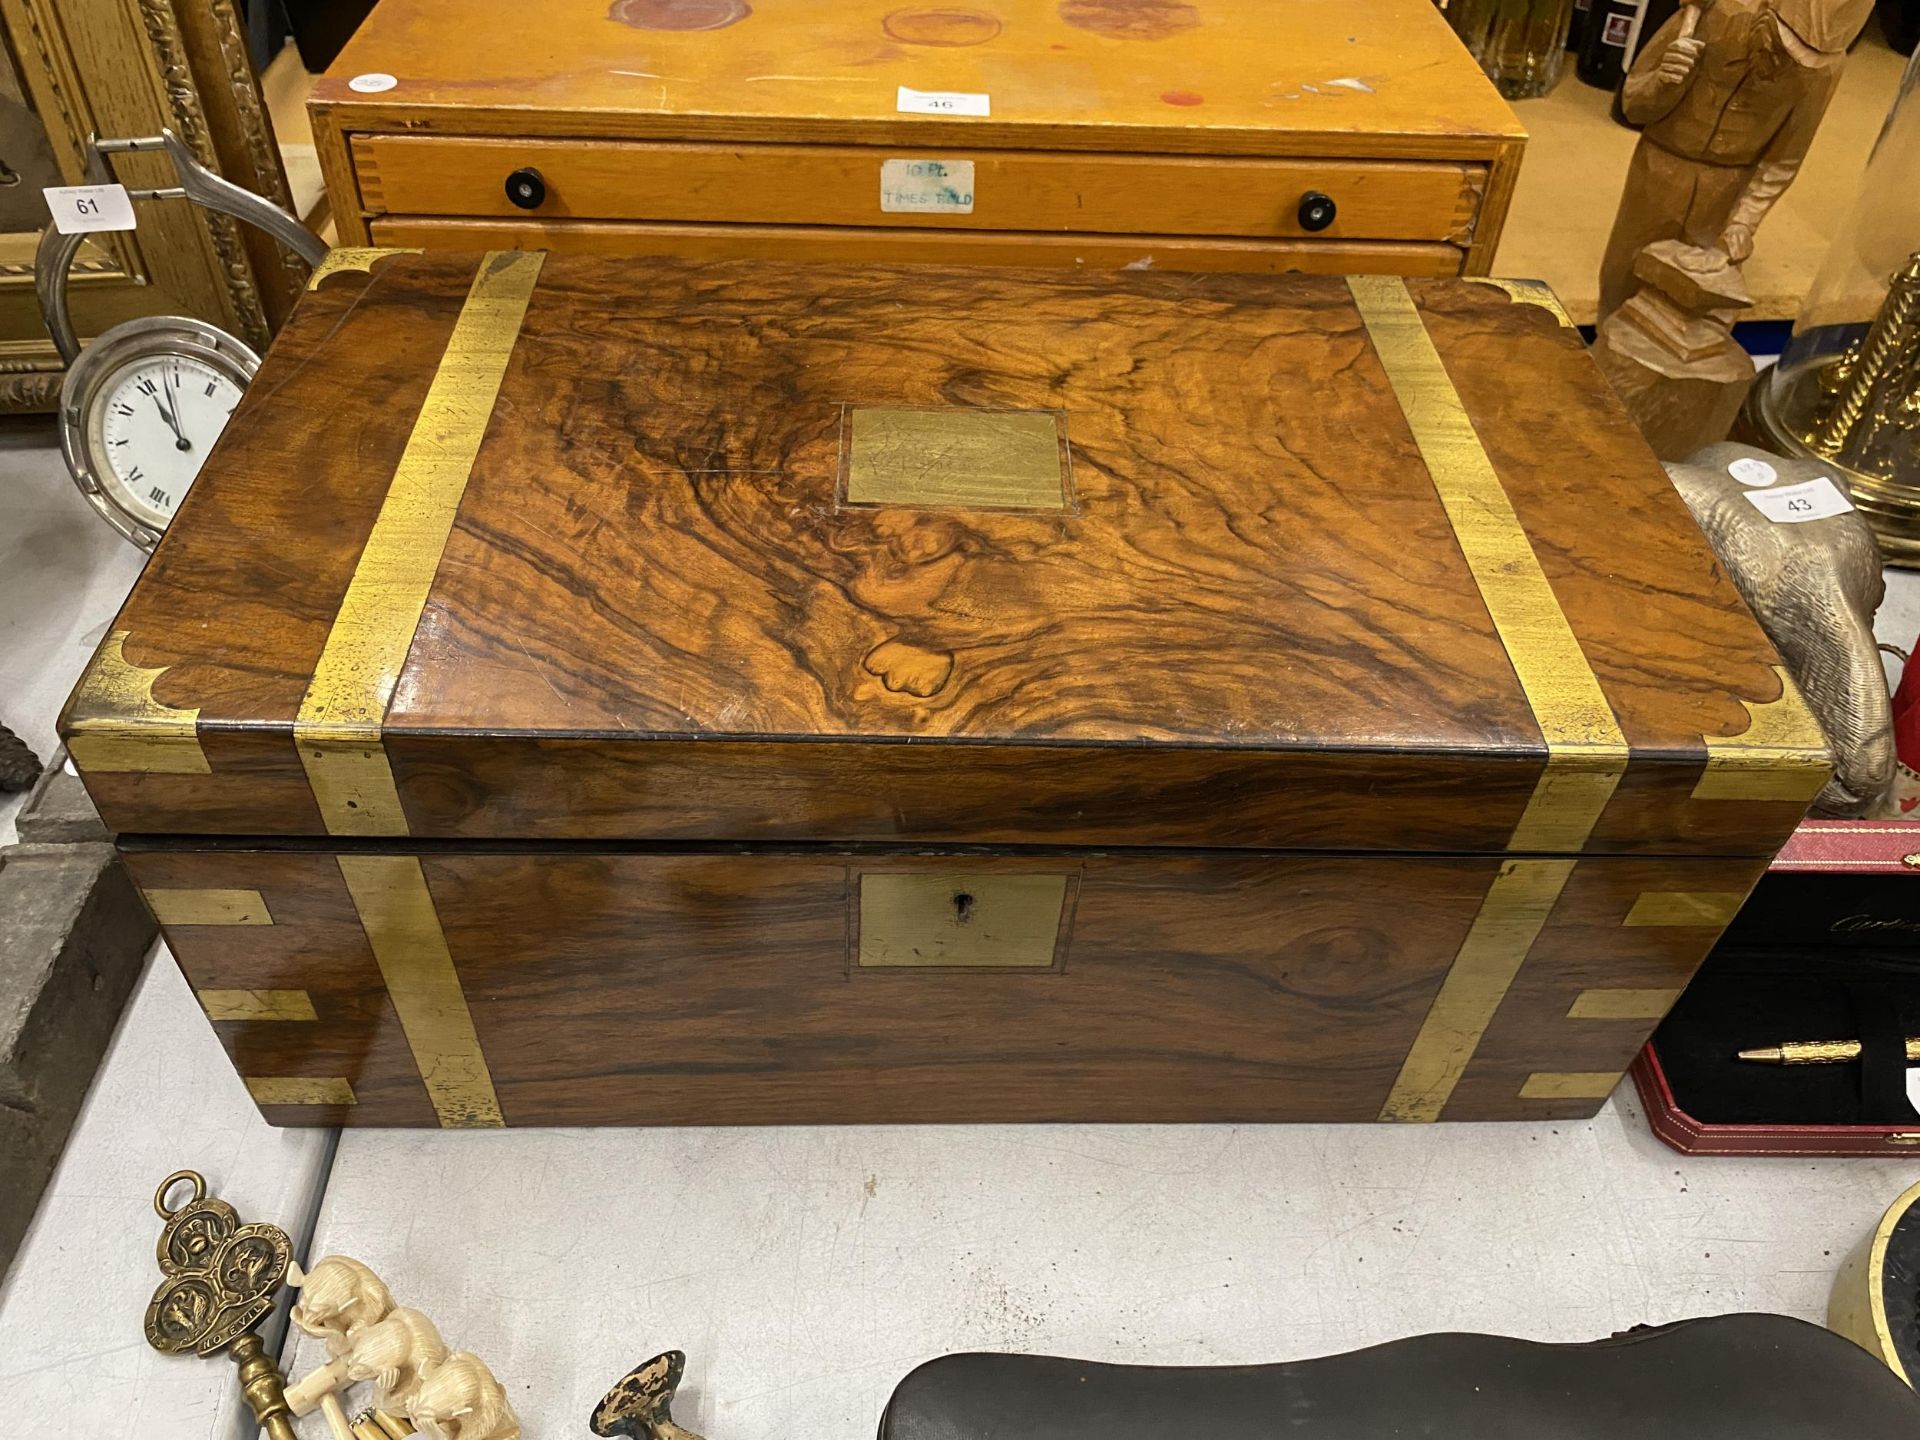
left=1740, top=361, right=1920, bottom=568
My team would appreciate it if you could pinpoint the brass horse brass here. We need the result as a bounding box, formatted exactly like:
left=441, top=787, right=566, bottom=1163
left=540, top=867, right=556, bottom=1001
left=144, top=1170, right=292, bottom=1355
left=143, top=1170, right=299, bottom=1440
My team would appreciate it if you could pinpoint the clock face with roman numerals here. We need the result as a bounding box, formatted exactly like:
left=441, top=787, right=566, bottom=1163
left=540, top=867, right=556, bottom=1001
left=88, top=354, right=244, bottom=531
left=60, top=316, right=260, bottom=550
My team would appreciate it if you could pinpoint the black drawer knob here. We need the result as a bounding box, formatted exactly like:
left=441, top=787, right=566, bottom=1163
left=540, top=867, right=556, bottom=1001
left=1297, top=190, right=1336, bottom=233
left=505, top=166, right=547, bottom=209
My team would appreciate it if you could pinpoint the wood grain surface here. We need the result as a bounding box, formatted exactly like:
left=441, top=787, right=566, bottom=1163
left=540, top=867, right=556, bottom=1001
left=350, top=135, right=1483, bottom=241
left=310, top=0, right=1523, bottom=157
left=66, top=253, right=1811, bottom=853
left=135, top=844, right=1763, bottom=1126
left=309, top=0, right=1522, bottom=267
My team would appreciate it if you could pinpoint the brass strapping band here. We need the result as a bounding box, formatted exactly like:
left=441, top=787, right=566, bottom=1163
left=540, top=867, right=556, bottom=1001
left=145, top=888, right=273, bottom=926
left=337, top=854, right=503, bottom=1128
left=1623, top=890, right=1747, bottom=927
left=295, top=250, right=545, bottom=835
left=246, top=1076, right=356, bottom=1106
left=1518, top=1070, right=1623, bottom=1101
left=1567, top=988, right=1681, bottom=1021
left=1377, top=858, right=1573, bottom=1123
left=1350, top=276, right=1629, bottom=1123
left=200, top=989, right=318, bottom=1022
left=1347, top=274, right=1630, bottom=837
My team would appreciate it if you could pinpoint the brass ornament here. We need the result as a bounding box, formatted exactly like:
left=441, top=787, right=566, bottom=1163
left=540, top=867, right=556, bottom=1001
left=855, top=872, right=1072, bottom=969
left=63, top=630, right=209, bottom=775
left=1567, top=988, right=1684, bottom=1020
left=1464, top=276, right=1576, bottom=328
left=142, top=1170, right=299, bottom=1440
left=144, top=1169, right=292, bottom=1356
left=1744, top=252, right=1920, bottom=565
left=1621, top=890, right=1749, bottom=927
left=1519, top=1071, right=1625, bottom=1100
left=1666, top=444, right=1876, bottom=814
left=1830, top=1175, right=1920, bottom=1383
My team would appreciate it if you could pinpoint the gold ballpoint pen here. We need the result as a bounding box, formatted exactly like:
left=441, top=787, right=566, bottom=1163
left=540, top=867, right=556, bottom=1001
left=1738, top=1038, right=1920, bottom=1064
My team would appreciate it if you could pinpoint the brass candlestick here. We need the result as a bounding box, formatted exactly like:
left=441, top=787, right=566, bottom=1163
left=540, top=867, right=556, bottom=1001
left=1811, top=255, right=1920, bottom=463
left=1744, top=250, right=1920, bottom=565
left=143, top=1169, right=299, bottom=1440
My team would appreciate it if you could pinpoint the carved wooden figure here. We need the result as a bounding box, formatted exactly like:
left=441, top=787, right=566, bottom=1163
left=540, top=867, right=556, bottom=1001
left=1599, top=0, right=1877, bottom=322
left=1593, top=239, right=1757, bottom=458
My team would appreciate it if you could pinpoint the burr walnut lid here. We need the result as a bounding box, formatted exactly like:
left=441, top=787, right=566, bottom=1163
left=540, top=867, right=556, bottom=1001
left=63, top=251, right=1826, bottom=854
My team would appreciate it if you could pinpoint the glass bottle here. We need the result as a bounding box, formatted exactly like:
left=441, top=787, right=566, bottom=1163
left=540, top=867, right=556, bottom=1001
left=1442, top=0, right=1579, bottom=99
left=1743, top=44, right=1920, bottom=564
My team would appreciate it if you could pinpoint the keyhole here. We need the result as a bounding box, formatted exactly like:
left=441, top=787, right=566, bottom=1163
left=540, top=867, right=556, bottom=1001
left=952, top=891, right=975, bottom=924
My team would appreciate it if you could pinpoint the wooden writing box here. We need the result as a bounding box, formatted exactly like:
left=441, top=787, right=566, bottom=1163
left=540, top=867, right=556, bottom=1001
left=63, top=250, right=1830, bottom=1130
left=309, top=0, right=1524, bottom=278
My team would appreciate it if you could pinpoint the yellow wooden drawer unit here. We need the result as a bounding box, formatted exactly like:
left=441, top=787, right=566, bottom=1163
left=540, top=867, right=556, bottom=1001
left=312, top=0, right=1526, bottom=277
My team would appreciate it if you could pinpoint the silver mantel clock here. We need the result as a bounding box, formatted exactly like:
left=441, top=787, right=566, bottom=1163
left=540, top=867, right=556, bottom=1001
left=36, top=131, right=328, bottom=550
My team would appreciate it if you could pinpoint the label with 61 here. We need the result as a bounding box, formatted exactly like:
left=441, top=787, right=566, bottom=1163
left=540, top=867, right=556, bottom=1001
left=45, top=183, right=138, bottom=235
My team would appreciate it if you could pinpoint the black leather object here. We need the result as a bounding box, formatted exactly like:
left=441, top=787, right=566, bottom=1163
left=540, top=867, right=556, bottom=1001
left=878, top=1315, right=1917, bottom=1439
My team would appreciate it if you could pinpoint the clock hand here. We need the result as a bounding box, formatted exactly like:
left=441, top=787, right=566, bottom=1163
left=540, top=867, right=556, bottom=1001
left=148, top=382, right=191, bottom=452
left=160, top=366, right=192, bottom=452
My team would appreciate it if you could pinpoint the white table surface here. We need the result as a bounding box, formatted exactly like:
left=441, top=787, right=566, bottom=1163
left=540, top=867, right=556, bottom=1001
left=0, top=945, right=333, bottom=1440
left=283, top=1096, right=1918, bottom=1440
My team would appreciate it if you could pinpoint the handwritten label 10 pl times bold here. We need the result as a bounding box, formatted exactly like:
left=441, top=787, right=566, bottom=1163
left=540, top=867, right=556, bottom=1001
left=880, top=158, right=977, bottom=215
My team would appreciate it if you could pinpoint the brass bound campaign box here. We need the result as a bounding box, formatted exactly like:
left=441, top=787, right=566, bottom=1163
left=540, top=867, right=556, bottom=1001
left=63, top=251, right=1828, bottom=1129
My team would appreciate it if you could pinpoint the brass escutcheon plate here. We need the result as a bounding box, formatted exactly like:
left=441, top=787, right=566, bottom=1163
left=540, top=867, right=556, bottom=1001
left=854, top=872, right=1073, bottom=969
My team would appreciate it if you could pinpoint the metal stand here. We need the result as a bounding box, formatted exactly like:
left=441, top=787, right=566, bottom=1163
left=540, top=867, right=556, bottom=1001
left=34, top=129, right=328, bottom=368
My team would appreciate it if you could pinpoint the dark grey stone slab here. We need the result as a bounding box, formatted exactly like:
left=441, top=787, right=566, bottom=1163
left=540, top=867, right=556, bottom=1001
left=0, top=842, right=153, bottom=1275
left=13, top=754, right=108, bottom=845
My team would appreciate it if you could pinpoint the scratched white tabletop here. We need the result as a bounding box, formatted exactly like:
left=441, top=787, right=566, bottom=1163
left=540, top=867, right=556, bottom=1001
left=0, top=947, right=333, bottom=1440
left=281, top=1099, right=1916, bottom=1440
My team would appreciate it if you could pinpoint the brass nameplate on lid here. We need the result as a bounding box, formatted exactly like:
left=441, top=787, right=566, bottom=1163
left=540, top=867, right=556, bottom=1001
left=857, top=872, right=1070, bottom=968
left=843, top=407, right=1069, bottom=510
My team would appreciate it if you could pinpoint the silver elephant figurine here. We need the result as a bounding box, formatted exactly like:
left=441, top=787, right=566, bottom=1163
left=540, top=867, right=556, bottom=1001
left=1665, top=442, right=1893, bottom=816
